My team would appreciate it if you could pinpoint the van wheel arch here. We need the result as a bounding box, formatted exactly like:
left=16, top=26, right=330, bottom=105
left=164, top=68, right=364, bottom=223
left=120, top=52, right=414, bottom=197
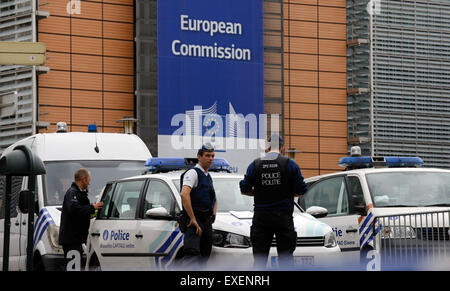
left=33, top=251, right=45, bottom=271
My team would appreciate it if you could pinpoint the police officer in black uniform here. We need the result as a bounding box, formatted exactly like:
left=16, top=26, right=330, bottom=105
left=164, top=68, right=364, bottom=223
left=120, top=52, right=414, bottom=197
left=240, top=134, right=307, bottom=270
left=179, top=143, right=217, bottom=269
left=58, top=168, right=103, bottom=270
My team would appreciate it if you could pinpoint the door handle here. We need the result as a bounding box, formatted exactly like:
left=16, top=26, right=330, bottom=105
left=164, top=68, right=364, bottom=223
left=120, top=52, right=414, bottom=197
left=135, top=234, right=143, bottom=238
left=15, top=221, right=20, bottom=226
left=346, top=228, right=358, bottom=233
left=91, top=232, right=100, bottom=237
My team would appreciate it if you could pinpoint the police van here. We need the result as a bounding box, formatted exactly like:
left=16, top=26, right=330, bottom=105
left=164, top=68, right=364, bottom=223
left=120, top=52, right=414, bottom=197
left=302, top=146, right=450, bottom=269
left=0, top=122, right=151, bottom=270
left=86, top=157, right=341, bottom=271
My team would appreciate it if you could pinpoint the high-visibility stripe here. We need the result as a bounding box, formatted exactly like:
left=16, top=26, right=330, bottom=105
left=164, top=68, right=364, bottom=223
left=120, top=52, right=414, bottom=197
left=33, top=208, right=55, bottom=249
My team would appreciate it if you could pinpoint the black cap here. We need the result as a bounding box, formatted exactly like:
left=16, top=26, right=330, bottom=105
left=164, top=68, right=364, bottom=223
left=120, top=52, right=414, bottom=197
left=198, top=142, right=214, bottom=155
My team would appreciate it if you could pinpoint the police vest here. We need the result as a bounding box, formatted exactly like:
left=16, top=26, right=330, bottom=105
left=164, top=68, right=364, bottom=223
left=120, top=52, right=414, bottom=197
left=253, top=154, right=291, bottom=207
left=181, top=167, right=216, bottom=212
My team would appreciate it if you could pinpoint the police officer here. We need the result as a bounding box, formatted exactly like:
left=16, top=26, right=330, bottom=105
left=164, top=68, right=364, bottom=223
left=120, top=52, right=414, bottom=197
left=240, top=134, right=307, bottom=270
left=179, top=143, right=218, bottom=269
left=58, top=168, right=103, bottom=270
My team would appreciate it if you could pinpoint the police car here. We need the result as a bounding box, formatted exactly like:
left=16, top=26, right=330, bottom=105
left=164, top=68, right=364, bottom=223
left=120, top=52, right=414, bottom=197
left=302, top=147, right=450, bottom=269
left=85, top=158, right=341, bottom=271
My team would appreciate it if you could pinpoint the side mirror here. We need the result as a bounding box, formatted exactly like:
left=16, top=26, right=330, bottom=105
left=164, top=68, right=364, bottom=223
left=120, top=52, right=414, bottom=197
left=306, top=206, right=328, bottom=218
left=18, top=190, right=30, bottom=213
left=146, top=207, right=170, bottom=218
left=18, top=190, right=39, bottom=215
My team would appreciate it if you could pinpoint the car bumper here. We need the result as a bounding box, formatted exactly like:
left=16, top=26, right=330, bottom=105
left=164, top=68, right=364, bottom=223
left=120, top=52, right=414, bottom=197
left=41, top=254, right=66, bottom=271
left=208, top=245, right=341, bottom=270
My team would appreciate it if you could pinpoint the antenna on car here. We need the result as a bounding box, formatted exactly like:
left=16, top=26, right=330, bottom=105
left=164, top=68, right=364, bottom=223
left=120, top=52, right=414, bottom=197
left=88, top=124, right=100, bottom=153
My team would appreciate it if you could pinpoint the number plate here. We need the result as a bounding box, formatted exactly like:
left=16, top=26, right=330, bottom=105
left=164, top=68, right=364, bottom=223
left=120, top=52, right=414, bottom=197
left=270, top=256, right=314, bottom=267
left=294, top=256, right=314, bottom=266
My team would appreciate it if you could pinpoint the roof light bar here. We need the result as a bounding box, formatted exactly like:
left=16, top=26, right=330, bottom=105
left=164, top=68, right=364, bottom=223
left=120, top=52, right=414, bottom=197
left=339, top=156, right=423, bottom=169
left=145, top=157, right=231, bottom=173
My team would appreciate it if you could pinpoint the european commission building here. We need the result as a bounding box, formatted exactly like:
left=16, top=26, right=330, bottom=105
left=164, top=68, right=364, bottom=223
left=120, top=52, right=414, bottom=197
left=348, top=0, right=450, bottom=168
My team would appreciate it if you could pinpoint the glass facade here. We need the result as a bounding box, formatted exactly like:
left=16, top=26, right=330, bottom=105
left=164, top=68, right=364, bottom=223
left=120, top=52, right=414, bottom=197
left=348, top=0, right=450, bottom=168
left=0, top=0, right=36, bottom=154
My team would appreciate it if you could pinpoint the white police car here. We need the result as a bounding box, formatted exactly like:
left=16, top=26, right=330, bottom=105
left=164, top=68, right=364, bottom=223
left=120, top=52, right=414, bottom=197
left=85, top=158, right=341, bottom=271
left=302, top=147, right=450, bottom=269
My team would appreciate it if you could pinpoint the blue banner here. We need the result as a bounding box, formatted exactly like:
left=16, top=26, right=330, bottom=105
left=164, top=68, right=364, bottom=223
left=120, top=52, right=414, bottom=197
left=157, top=0, right=264, bottom=139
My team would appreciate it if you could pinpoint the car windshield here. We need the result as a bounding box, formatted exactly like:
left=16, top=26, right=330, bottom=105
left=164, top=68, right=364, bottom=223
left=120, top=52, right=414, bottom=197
left=173, top=177, right=301, bottom=213
left=43, top=160, right=146, bottom=206
left=366, top=171, right=450, bottom=207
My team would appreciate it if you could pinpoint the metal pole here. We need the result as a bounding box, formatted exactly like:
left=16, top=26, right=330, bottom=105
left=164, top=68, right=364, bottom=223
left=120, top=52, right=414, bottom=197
left=26, top=175, right=35, bottom=271
left=2, top=175, right=12, bottom=271
left=369, top=1, right=375, bottom=156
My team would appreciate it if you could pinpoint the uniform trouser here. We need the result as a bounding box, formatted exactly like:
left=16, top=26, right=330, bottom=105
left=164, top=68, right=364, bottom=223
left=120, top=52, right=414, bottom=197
left=180, top=210, right=213, bottom=270
left=62, top=244, right=84, bottom=271
left=250, top=210, right=297, bottom=270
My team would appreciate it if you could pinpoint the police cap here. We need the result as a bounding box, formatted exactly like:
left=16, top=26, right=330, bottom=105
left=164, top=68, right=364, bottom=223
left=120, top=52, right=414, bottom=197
left=198, top=142, right=215, bottom=156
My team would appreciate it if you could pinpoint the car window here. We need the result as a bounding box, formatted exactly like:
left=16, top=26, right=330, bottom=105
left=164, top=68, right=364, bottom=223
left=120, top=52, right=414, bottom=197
left=143, top=180, right=178, bottom=217
left=366, top=171, right=450, bottom=207
left=304, top=176, right=349, bottom=216
left=106, top=180, right=145, bottom=220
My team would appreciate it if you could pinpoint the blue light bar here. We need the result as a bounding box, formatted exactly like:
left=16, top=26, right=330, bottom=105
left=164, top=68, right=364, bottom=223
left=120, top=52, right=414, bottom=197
left=145, top=157, right=231, bottom=173
left=88, top=124, right=98, bottom=132
left=338, top=156, right=372, bottom=169
left=339, top=156, right=423, bottom=169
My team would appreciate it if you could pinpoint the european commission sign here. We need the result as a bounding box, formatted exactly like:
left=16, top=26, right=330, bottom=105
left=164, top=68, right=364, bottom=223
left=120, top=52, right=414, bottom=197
left=157, top=0, right=265, bottom=173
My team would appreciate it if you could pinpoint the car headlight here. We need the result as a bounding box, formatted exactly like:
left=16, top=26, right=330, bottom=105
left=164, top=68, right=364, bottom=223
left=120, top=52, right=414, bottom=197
left=212, top=230, right=251, bottom=248
left=324, top=231, right=337, bottom=248
left=47, top=224, right=63, bottom=251
left=381, top=226, right=416, bottom=239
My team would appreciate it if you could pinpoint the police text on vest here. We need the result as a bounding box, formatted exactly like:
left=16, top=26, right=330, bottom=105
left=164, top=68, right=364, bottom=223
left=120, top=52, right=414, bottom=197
left=261, top=172, right=281, bottom=185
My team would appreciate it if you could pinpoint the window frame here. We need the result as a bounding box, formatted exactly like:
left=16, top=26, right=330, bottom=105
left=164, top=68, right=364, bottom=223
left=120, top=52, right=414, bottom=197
left=99, top=179, right=147, bottom=220
left=304, top=174, right=352, bottom=217
left=345, top=175, right=367, bottom=215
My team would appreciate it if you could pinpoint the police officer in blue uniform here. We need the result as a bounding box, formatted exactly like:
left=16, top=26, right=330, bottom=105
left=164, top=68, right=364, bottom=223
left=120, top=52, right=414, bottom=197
left=179, top=143, right=218, bottom=269
left=240, top=134, right=308, bottom=269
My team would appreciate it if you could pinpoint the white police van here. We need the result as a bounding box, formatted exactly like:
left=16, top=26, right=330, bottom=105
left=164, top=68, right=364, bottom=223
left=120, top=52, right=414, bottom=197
left=86, top=157, right=341, bottom=271
left=0, top=123, right=151, bottom=270
left=302, top=147, right=450, bottom=269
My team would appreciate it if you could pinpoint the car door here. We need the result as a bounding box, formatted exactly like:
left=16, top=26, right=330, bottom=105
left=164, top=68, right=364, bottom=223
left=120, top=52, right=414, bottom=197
left=0, top=176, right=24, bottom=270
left=90, top=179, right=145, bottom=271
left=134, top=179, right=182, bottom=270
left=303, top=176, right=360, bottom=254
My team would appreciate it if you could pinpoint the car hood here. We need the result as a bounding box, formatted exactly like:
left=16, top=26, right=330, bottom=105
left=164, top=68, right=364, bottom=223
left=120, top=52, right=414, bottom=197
left=213, top=211, right=332, bottom=237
